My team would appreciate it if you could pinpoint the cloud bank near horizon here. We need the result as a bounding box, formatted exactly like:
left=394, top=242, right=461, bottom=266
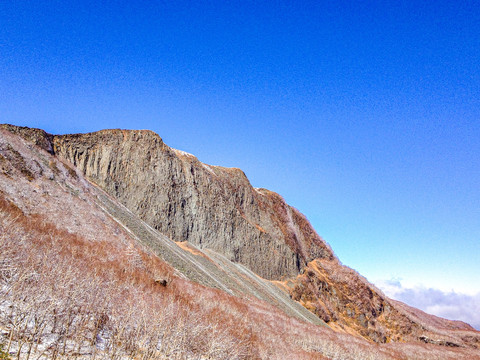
left=376, top=279, right=480, bottom=331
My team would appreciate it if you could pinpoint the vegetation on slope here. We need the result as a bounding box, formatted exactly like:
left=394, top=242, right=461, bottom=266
left=0, top=194, right=259, bottom=359
left=1, top=125, right=480, bottom=359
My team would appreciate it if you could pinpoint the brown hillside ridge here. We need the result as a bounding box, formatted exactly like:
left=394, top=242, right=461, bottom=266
left=1, top=123, right=480, bottom=359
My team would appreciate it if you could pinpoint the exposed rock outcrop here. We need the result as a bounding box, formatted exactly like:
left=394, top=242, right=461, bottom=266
left=0, top=124, right=54, bottom=154
left=51, top=129, right=334, bottom=280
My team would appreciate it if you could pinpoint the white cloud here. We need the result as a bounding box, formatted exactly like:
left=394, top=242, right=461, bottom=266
left=375, top=279, right=480, bottom=331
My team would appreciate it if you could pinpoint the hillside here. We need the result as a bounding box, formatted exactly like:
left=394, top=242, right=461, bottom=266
left=1, top=124, right=479, bottom=359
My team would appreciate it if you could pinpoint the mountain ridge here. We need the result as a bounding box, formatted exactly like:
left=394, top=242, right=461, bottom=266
left=1, top=123, right=479, bottom=358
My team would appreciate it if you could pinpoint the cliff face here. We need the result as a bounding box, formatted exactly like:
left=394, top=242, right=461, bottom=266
left=51, top=129, right=333, bottom=280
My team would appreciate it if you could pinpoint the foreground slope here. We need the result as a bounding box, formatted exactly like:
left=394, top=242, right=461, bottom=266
left=1, top=124, right=480, bottom=359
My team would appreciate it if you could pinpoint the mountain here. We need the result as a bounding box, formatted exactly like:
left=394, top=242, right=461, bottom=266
left=1, top=123, right=479, bottom=359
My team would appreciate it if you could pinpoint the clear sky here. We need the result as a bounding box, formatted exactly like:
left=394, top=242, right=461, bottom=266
left=1, top=1, right=479, bottom=326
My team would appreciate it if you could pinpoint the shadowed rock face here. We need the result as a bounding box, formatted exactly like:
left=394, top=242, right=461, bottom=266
left=50, top=129, right=334, bottom=280
left=0, top=124, right=54, bottom=154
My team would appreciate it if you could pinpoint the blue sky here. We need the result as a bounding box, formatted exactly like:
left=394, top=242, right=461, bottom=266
left=1, top=1, right=479, bottom=326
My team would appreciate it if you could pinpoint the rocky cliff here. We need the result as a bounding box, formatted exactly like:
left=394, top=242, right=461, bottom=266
left=50, top=128, right=333, bottom=280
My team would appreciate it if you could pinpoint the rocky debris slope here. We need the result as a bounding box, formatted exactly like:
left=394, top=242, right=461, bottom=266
left=285, top=258, right=479, bottom=345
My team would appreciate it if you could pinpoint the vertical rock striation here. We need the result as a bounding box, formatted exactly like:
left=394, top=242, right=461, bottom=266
left=51, top=129, right=334, bottom=280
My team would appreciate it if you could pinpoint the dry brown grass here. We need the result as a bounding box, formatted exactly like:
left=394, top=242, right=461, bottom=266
left=0, top=194, right=258, bottom=359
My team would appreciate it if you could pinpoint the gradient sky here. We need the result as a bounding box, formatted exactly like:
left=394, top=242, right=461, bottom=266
left=1, top=1, right=479, bottom=324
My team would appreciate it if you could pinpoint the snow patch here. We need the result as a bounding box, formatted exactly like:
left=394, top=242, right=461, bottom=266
left=173, top=149, right=196, bottom=159
left=201, top=163, right=216, bottom=176
left=173, top=149, right=217, bottom=176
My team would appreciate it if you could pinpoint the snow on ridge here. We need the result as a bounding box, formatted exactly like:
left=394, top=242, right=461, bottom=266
left=201, top=163, right=217, bottom=176
left=173, top=149, right=196, bottom=158
left=172, top=149, right=217, bottom=176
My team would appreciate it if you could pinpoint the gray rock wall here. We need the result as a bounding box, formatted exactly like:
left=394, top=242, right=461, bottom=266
left=52, top=129, right=333, bottom=279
